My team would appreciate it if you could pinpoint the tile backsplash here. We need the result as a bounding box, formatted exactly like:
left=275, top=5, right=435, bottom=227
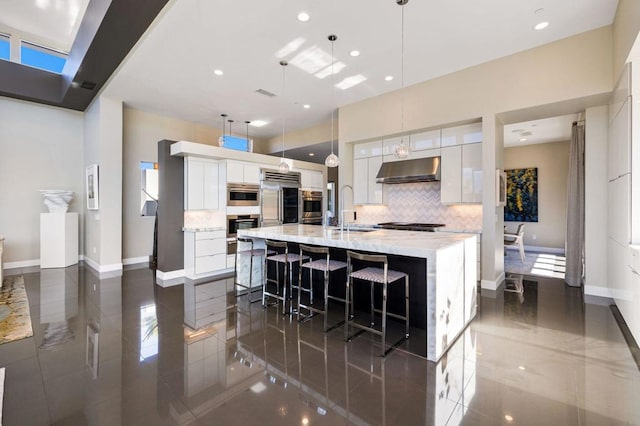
left=354, top=182, right=483, bottom=230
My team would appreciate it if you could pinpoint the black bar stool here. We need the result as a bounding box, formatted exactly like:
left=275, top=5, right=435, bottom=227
left=297, top=244, right=348, bottom=331
left=263, top=240, right=308, bottom=314
left=234, top=237, right=273, bottom=303
left=344, top=250, right=409, bottom=357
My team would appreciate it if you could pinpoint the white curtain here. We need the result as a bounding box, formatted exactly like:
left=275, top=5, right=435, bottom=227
left=565, top=123, right=585, bottom=287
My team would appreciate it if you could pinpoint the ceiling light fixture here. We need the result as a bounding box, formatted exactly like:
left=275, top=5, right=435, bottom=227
left=324, top=34, right=340, bottom=168
left=245, top=120, right=251, bottom=152
left=279, top=61, right=290, bottom=173
left=534, top=21, right=549, bottom=30
left=519, top=137, right=527, bottom=142
left=394, top=0, right=410, bottom=159
left=213, top=69, right=223, bottom=76
left=303, top=104, right=310, bottom=109
left=249, top=120, right=267, bottom=127
left=349, top=50, right=360, bottom=57
left=219, top=113, right=227, bottom=147
left=385, top=75, right=394, bottom=81
left=309, top=152, right=315, bottom=156
left=297, top=12, right=310, bottom=22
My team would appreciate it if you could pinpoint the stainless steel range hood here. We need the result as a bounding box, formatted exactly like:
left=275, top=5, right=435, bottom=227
left=375, top=157, right=441, bottom=184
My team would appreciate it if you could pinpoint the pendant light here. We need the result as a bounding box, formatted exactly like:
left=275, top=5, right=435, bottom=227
left=394, top=0, right=410, bottom=159
left=245, top=120, right=251, bottom=152
left=219, top=113, right=227, bottom=147
left=278, top=60, right=290, bottom=173
left=324, top=34, right=340, bottom=168
left=228, top=119, right=234, bottom=141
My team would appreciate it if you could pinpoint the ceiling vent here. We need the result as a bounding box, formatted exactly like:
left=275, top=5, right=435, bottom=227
left=520, top=131, right=533, bottom=136
left=80, top=81, right=96, bottom=90
left=255, top=88, right=276, bottom=98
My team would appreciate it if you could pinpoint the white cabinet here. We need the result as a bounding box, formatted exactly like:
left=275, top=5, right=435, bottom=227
left=461, top=143, right=483, bottom=203
left=441, top=143, right=482, bottom=204
left=185, top=230, right=228, bottom=277
left=411, top=129, right=441, bottom=151
left=441, top=122, right=482, bottom=147
left=226, top=160, right=260, bottom=184
left=353, top=140, right=383, bottom=159
left=300, top=169, right=324, bottom=189
left=186, top=158, right=220, bottom=210
left=608, top=97, right=631, bottom=181
left=353, top=156, right=383, bottom=205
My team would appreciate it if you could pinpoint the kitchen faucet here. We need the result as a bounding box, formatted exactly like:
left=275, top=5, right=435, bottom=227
left=339, top=184, right=355, bottom=232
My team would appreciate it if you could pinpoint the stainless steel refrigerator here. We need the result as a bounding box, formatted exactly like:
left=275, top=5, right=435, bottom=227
left=260, top=169, right=301, bottom=227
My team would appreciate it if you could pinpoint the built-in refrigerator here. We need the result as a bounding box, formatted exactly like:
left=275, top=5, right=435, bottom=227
left=260, top=169, right=301, bottom=227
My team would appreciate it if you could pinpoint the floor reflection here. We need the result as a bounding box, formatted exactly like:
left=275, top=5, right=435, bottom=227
left=0, top=267, right=638, bottom=425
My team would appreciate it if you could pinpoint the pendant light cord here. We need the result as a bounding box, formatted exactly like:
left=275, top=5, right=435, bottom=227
left=400, top=3, right=405, bottom=136
left=330, top=37, right=335, bottom=156
left=281, top=61, right=287, bottom=161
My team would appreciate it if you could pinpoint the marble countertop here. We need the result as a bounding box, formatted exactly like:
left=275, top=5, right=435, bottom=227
left=436, top=227, right=482, bottom=234
left=182, top=227, right=225, bottom=232
left=238, top=224, right=477, bottom=258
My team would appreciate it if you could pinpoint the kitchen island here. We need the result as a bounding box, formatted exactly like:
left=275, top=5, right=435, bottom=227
left=238, top=224, right=477, bottom=362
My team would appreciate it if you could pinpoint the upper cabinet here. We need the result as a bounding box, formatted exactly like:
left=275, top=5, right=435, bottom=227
left=185, top=158, right=221, bottom=210
left=353, top=140, right=383, bottom=205
left=300, top=169, right=324, bottom=190
left=226, top=160, right=260, bottom=184
left=441, top=122, right=482, bottom=147
left=441, top=142, right=482, bottom=204
left=608, top=97, right=631, bottom=181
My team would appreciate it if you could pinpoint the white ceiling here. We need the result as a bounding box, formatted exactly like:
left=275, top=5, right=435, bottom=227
left=0, top=0, right=619, bottom=144
left=0, top=0, right=89, bottom=52
left=504, top=114, right=580, bottom=148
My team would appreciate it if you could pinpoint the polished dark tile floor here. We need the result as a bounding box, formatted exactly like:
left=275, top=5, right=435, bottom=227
left=1, top=265, right=639, bottom=425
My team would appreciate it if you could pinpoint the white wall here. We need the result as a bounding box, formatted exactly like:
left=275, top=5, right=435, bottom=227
left=584, top=106, right=609, bottom=296
left=83, top=96, right=123, bottom=271
left=0, top=97, right=84, bottom=267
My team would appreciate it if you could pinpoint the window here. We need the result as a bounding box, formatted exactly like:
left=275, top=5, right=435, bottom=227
left=0, top=33, right=9, bottom=61
left=140, top=161, right=158, bottom=216
left=221, top=135, right=252, bottom=152
left=20, top=41, right=66, bottom=73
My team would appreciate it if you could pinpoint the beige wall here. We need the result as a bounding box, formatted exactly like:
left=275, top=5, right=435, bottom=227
left=122, top=107, right=223, bottom=261
left=613, top=0, right=640, bottom=79
left=504, top=141, right=570, bottom=250
left=338, top=26, right=613, bottom=288
left=263, top=120, right=334, bottom=154
left=0, top=97, right=84, bottom=266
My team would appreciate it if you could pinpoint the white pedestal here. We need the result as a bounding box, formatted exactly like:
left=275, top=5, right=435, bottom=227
left=40, top=213, right=79, bottom=268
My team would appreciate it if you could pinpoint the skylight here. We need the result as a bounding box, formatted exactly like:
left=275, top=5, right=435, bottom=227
left=20, top=41, right=66, bottom=73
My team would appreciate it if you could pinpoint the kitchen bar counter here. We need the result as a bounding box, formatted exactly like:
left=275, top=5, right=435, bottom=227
left=239, top=224, right=477, bottom=362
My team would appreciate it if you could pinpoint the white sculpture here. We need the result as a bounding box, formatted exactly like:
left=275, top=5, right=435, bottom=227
left=40, top=190, right=74, bottom=213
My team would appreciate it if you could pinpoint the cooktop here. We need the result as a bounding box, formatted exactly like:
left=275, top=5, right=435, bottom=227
left=377, top=222, right=446, bottom=232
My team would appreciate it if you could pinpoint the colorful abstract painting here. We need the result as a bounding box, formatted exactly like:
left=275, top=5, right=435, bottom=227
left=505, top=167, right=538, bottom=222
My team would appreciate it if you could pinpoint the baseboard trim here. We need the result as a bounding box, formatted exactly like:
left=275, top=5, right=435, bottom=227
left=83, top=256, right=123, bottom=274
left=584, top=285, right=613, bottom=299
left=123, top=256, right=149, bottom=266
left=4, top=259, right=40, bottom=269
left=481, top=271, right=505, bottom=291
left=156, top=269, right=185, bottom=287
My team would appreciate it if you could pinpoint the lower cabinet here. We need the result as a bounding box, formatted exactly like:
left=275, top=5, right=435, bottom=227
left=185, top=230, right=228, bottom=277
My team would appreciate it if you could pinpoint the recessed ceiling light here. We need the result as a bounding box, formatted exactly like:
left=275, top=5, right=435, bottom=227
left=213, top=69, right=223, bottom=76
left=534, top=21, right=549, bottom=30
left=385, top=75, right=394, bottom=81
left=504, top=414, right=514, bottom=423
left=308, top=152, right=315, bottom=156
left=303, top=104, right=310, bottom=109
left=519, top=137, right=528, bottom=142
left=518, top=365, right=526, bottom=370
left=249, top=120, right=268, bottom=127
left=349, top=50, right=360, bottom=57
left=297, top=12, right=310, bottom=22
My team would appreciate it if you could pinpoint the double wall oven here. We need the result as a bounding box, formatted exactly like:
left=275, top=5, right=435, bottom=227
left=226, top=214, right=260, bottom=255
left=299, top=190, right=323, bottom=225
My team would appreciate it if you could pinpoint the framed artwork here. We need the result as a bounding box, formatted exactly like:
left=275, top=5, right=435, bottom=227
left=505, top=167, right=538, bottom=222
left=496, top=169, right=506, bottom=207
left=86, top=323, right=99, bottom=379
left=86, top=164, right=99, bottom=210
